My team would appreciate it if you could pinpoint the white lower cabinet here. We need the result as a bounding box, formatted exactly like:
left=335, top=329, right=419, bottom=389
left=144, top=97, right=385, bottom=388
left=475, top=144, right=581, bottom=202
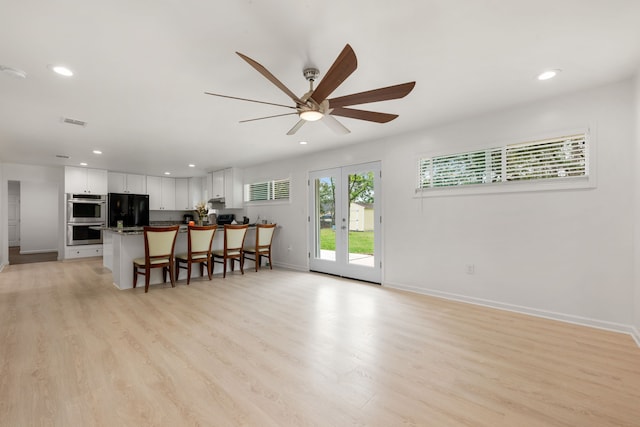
left=66, top=245, right=103, bottom=259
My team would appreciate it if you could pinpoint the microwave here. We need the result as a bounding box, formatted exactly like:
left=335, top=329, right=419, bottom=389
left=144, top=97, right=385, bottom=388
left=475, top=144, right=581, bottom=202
left=67, top=194, right=107, bottom=223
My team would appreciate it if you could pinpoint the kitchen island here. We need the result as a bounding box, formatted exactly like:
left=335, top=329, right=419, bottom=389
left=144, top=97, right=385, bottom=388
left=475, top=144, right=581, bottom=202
left=103, top=225, right=255, bottom=290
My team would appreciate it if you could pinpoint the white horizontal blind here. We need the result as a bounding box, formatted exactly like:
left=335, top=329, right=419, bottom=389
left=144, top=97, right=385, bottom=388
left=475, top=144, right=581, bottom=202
left=246, top=178, right=290, bottom=202
left=418, top=133, right=587, bottom=190
left=273, top=178, right=290, bottom=200
left=505, top=134, right=586, bottom=181
left=248, top=181, right=270, bottom=201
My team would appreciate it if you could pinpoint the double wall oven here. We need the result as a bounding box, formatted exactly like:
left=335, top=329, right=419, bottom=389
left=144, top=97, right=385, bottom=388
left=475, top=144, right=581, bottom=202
left=66, top=194, right=106, bottom=245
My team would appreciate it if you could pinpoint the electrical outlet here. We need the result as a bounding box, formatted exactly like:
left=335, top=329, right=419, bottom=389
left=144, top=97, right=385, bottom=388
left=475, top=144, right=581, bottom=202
left=287, top=245, right=292, bottom=251
left=466, top=264, right=475, bottom=274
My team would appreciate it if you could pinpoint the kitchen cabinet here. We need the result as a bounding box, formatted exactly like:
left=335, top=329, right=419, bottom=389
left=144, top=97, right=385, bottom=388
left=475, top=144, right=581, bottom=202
left=65, top=244, right=103, bottom=259
left=147, top=176, right=176, bottom=210
left=108, top=172, right=147, bottom=194
left=189, top=177, right=203, bottom=209
left=175, top=178, right=190, bottom=210
left=206, top=168, right=243, bottom=208
left=210, top=170, right=224, bottom=200
left=65, top=166, right=108, bottom=194
left=223, top=168, right=243, bottom=209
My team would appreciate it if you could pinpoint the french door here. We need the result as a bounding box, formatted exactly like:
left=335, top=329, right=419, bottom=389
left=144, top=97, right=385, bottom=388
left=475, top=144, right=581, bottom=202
left=309, top=161, right=381, bottom=283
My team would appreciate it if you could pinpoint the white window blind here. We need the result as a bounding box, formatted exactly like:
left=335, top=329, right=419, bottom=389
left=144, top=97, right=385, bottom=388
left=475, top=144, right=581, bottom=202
left=246, top=178, right=290, bottom=202
left=418, top=133, right=587, bottom=190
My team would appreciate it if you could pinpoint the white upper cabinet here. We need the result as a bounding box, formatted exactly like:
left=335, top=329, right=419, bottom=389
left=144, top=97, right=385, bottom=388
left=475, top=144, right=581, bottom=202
left=108, top=172, right=147, bottom=194
left=211, top=170, right=224, bottom=200
left=147, top=176, right=176, bottom=210
left=205, top=168, right=243, bottom=208
left=223, top=168, right=243, bottom=209
left=65, top=166, right=108, bottom=194
left=175, top=178, right=190, bottom=211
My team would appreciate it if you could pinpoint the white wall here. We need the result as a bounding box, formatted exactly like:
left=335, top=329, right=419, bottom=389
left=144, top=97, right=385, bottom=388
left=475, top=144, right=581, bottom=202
left=244, top=78, right=636, bottom=333
left=19, top=181, right=58, bottom=253
left=1, top=163, right=64, bottom=265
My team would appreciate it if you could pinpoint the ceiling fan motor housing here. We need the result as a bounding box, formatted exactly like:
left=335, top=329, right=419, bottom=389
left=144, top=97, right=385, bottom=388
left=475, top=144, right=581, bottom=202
left=303, top=68, right=320, bottom=82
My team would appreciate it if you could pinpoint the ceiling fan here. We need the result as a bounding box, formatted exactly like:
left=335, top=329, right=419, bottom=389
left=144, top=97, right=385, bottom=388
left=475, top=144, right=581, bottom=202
left=205, top=44, right=415, bottom=135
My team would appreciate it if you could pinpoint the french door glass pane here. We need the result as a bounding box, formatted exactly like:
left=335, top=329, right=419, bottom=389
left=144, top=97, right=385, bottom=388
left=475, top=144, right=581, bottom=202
left=315, top=176, right=336, bottom=261
left=347, top=171, right=375, bottom=267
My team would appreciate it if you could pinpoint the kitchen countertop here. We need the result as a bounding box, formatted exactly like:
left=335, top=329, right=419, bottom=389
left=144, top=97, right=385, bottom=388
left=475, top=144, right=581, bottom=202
left=101, top=223, right=255, bottom=235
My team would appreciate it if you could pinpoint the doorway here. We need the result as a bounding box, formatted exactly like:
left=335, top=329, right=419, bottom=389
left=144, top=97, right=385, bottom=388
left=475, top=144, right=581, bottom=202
left=7, top=180, right=58, bottom=265
left=309, top=161, right=381, bottom=283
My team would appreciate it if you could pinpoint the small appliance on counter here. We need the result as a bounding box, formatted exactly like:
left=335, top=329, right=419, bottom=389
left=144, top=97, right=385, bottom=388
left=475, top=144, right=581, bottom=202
left=216, top=214, right=235, bottom=225
left=183, top=214, right=194, bottom=224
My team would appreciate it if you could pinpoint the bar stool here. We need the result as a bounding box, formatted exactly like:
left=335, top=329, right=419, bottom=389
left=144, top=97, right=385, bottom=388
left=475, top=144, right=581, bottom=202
left=175, top=224, right=217, bottom=284
left=243, top=223, right=276, bottom=271
left=212, top=224, right=249, bottom=278
left=133, top=225, right=179, bottom=293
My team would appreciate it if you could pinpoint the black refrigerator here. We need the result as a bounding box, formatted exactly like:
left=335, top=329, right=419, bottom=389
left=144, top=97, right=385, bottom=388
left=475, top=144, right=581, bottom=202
left=108, top=193, right=149, bottom=227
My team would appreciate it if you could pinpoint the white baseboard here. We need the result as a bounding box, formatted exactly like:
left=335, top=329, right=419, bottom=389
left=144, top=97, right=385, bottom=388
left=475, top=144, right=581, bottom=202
left=272, top=261, right=307, bottom=272
left=632, top=326, right=640, bottom=347
left=384, top=281, right=640, bottom=348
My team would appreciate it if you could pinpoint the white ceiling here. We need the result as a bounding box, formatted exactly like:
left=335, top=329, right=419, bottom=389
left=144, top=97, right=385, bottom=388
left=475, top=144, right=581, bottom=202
left=1, top=0, right=640, bottom=178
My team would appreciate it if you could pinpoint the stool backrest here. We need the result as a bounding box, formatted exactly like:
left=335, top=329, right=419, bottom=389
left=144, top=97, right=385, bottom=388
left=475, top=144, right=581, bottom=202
left=256, top=223, right=276, bottom=249
left=224, top=224, right=249, bottom=253
left=144, top=225, right=179, bottom=260
left=188, top=225, right=217, bottom=256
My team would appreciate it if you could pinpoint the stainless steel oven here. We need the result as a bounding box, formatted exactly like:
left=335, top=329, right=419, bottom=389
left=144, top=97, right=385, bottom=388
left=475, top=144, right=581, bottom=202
left=67, top=223, right=104, bottom=246
left=67, top=194, right=107, bottom=223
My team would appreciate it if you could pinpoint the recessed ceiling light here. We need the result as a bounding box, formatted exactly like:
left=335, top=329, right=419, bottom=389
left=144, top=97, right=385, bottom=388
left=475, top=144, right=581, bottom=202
left=80, top=162, right=88, bottom=166
left=164, top=172, right=171, bottom=175
left=188, top=164, right=195, bottom=168
left=538, top=69, right=561, bottom=81
left=50, top=65, right=73, bottom=77
left=299, top=141, right=308, bottom=145
left=93, top=150, right=102, bottom=155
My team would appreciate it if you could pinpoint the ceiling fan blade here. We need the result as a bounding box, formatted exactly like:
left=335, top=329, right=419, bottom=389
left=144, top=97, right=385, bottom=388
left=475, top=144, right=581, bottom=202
left=323, top=114, right=351, bottom=134
left=236, top=52, right=303, bottom=104
left=327, top=82, right=416, bottom=108
left=286, top=119, right=306, bottom=135
left=204, top=92, right=296, bottom=110
left=309, top=44, right=357, bottom=104
left=330, top=107, right=398, bottom=123
left=239, top=112, right=299, bottom=123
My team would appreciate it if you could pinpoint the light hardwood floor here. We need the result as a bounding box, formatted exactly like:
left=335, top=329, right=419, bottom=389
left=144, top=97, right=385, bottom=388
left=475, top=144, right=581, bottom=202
left=1, top=259, right=639, bottom=426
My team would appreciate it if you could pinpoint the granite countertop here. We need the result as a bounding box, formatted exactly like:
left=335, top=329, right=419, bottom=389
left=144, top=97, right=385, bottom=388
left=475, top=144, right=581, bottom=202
left=101, top=223, right=255, bottom=235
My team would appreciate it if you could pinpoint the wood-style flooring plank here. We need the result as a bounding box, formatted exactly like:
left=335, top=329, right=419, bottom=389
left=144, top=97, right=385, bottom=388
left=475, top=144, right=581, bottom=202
left=1, top=259, right=639, bottom=426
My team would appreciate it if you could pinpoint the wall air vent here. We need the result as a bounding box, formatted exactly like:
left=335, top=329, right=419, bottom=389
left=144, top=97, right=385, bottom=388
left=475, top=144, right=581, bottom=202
left=62, top=117, right=87, bottom=127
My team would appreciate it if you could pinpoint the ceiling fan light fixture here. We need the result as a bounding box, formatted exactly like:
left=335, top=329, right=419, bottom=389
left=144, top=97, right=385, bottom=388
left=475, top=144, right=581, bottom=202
left=299, top=110, right=324, bottom=121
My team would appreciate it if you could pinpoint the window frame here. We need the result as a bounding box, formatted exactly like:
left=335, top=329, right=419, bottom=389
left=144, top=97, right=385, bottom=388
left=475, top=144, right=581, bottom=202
left=414, top=128, right=596, bottom=197
left=244, top=176, right=291, bottom=205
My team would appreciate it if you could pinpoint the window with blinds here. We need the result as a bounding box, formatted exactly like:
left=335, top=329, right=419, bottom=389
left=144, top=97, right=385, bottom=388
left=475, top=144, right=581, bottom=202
left=418, top=133, right=588, bottom=191
left=245, top=178, right=290, bottom=202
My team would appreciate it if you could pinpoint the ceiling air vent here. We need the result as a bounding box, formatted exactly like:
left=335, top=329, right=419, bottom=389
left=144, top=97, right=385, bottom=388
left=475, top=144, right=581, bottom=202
left=62, top=117, right=87, bottom=127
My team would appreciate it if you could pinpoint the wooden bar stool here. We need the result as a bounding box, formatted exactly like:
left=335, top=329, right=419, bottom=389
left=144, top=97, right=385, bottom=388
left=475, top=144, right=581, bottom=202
left=212, top=224, right=249, bottom=278
left=243, top=223, right=276, bottom=271
left=133, top=225, right=179, bottom=293
left=175, top=224, right=217, bottom=284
